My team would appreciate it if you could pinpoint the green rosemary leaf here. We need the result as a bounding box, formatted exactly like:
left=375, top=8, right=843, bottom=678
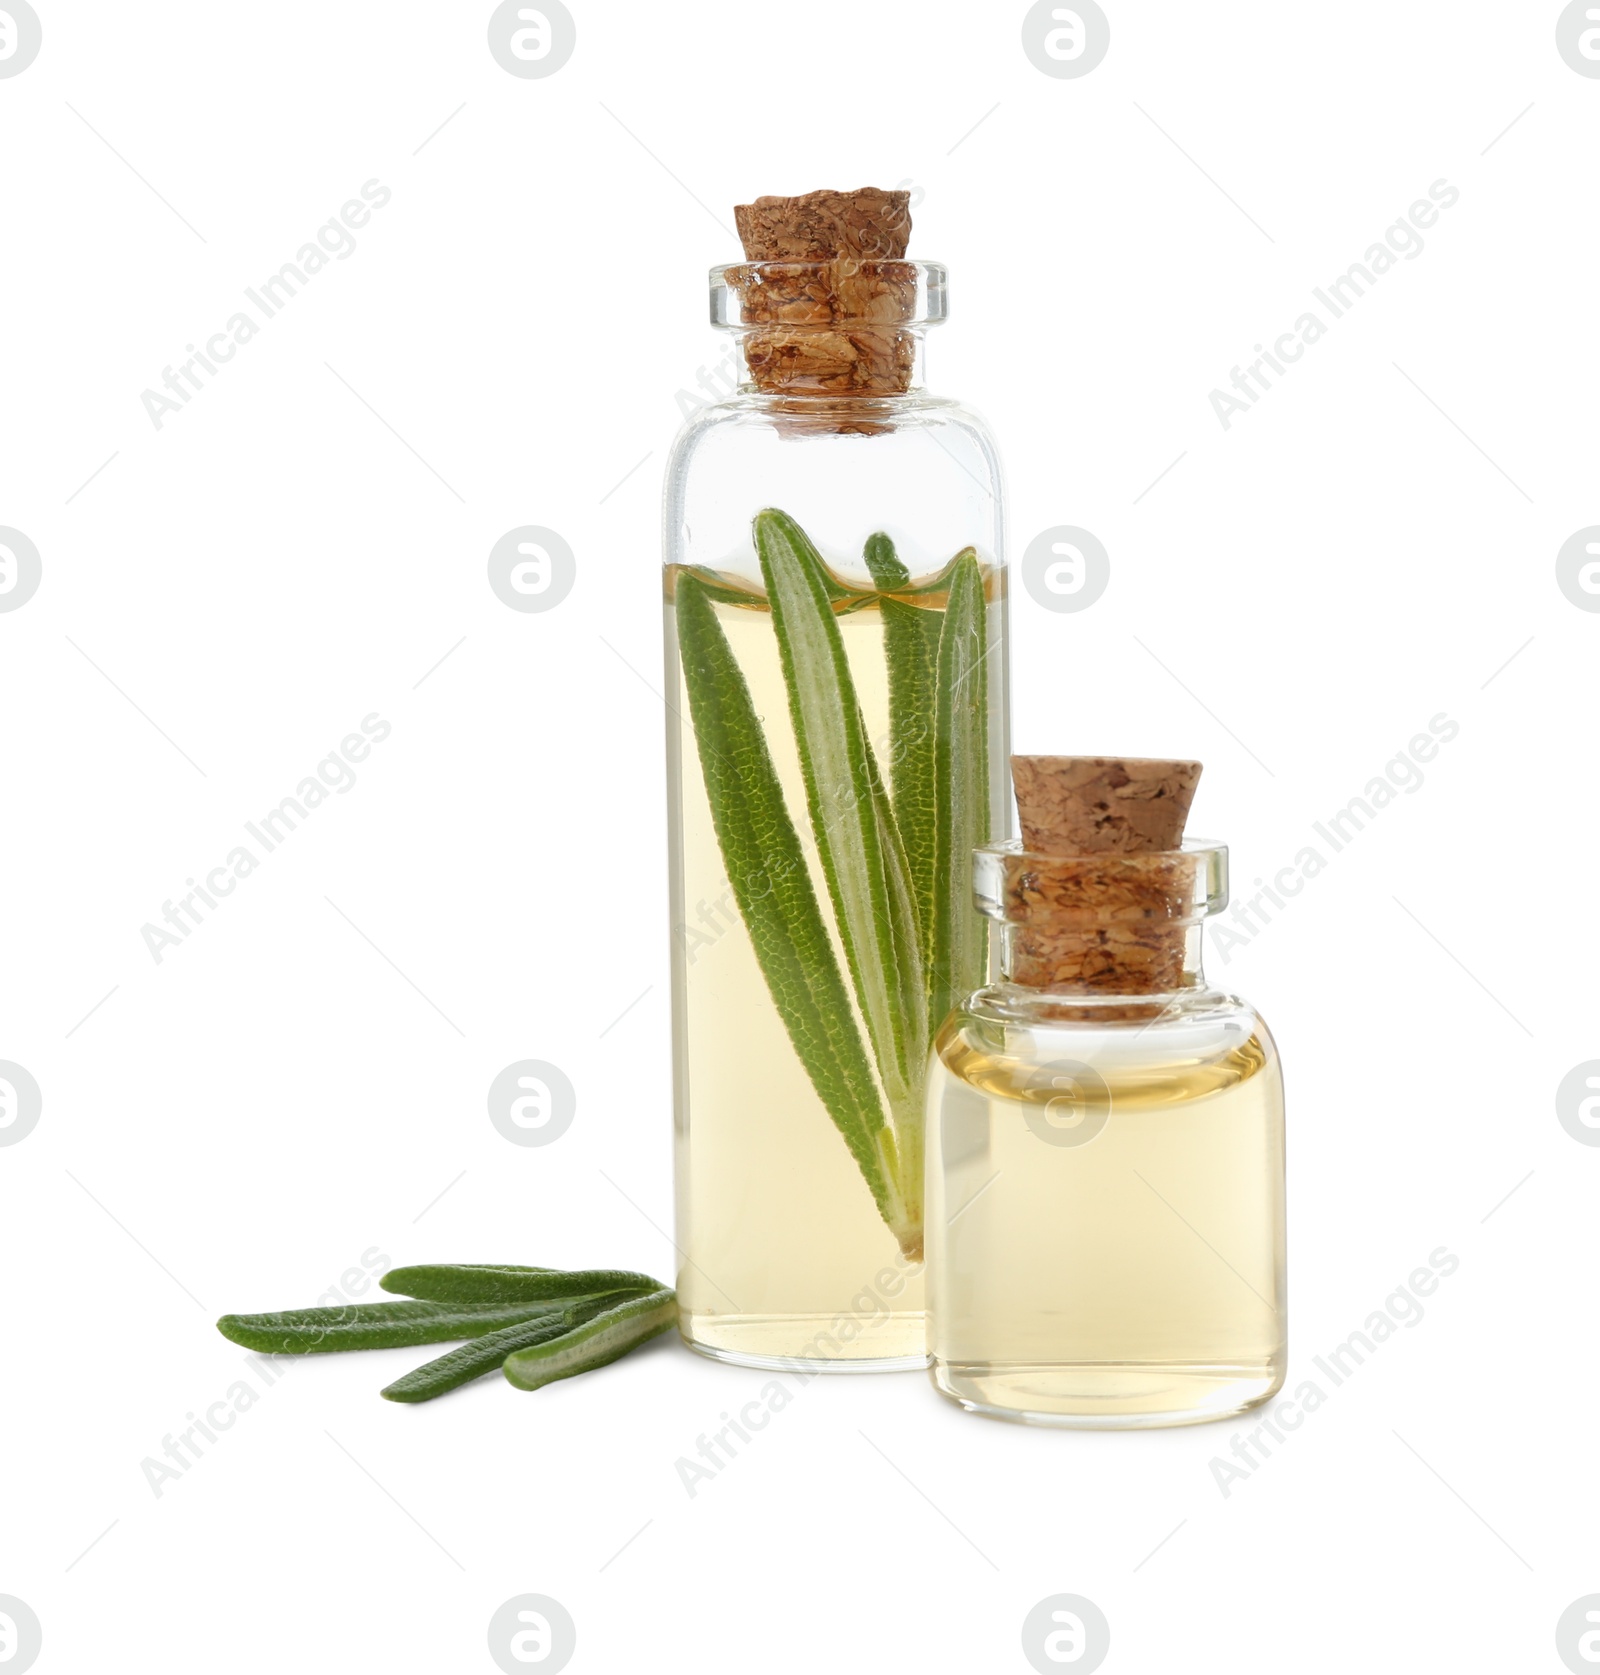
left=756, top=510, right=928, bottom=1167
left=865, top=532, right=944, bottom=960
left=377, top=1290, right=647, bottom=1403
left=929, top=549, right=991, bottom=1054
left=381, top=1313, right=575, bottom=1402
left=215, top=1299, right=554, bottom=1355
left=862, top=530, right=911, bottom=589
left=502, top=1290, right=677, bottom=1393
left=379, top=1265, right=661, bottom=1306
left=675, top=569, right=894, bottom=1220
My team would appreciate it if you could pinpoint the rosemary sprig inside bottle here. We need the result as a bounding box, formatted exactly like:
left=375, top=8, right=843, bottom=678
left=675, top=508, right=991, bottom=1260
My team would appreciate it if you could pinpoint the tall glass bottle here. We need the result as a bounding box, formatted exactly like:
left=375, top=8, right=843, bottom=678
left=927, top=839, right=1287, bottom=1424
left=664, top=244, right=1008, bottom=1370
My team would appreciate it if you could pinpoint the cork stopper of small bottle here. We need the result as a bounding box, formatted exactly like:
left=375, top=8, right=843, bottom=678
left=727, top=186, right=918, bottom=397
left=1005, top=756, right=1205, bottom=995
left=1012, top=756, right=1201, bottom=854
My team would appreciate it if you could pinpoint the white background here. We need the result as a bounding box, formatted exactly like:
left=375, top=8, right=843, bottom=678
left=3, top=2, right=1597, bottom=1671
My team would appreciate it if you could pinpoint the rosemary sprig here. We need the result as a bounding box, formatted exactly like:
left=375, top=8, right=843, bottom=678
left=929, top=549, right=991, bottom=1052
left=675, top=566, right=896, bottom=1222
left=756, top=509, right=926, bottom=1246
left=215, top=1299, right=559, bottom=1355
left=676, top=513, right=994, bottom=1262
left=215, top=1265, right=675, bottom=1401
left=382, top=1312, right=578, bottom=1403
left=502, top=1290, right=676, bottom=1392
left=379, top=1264, right=659, bottom=1306
left=864, top=531, right=945, bottom=973
left=382, top=1292, right=650, bottom=1403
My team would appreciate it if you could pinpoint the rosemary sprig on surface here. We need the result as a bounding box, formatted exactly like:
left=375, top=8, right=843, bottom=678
left=378, top=1264, right=660, bottom=1306
left=502, top=1291, right=677, bottom=1392
left=215, top=1264, right=673, bottom=1402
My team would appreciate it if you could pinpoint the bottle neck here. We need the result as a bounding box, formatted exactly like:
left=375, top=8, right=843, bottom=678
left=998, top=916, right=1209, bottom=998
left=730, top=324, right=928, bottom=398
left=975, top=842, right=1228, bottom=1004
left=711, top=259, right=945, bottom=400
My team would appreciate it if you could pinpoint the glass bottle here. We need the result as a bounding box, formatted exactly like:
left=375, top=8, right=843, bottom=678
left=663, top=253, right=1009, bottom=1370
left=926, top=839, right=1286, bottom=1424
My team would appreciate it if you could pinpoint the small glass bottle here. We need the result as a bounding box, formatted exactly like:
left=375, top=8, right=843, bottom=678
left=663, top=189, right=1009, bottom=1371
left=926, top=838, right=1286, bottom=1426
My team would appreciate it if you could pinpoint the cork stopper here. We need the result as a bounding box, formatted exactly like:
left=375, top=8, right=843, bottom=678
left=734, top=186, right=912, bottom=263
left=727, top=186, right=919, bottom=397
left=1003, top=756, right=1205, bottom=996
left=1012, top=756, right=1201, bottom=855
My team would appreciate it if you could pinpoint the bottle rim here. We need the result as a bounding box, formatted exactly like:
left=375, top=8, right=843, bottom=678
left=709, top=260, right=949, bottom=329
left=973, top=838, right=1230, bottom=925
